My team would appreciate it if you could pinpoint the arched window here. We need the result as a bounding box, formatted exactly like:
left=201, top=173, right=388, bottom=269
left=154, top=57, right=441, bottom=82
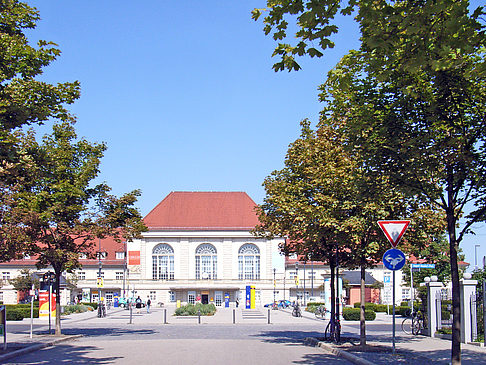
left=238, top=244, right=260, bottom=280
left=195, top=244, right=217, bottom=280
left=152, top=244, right=174, bottom=280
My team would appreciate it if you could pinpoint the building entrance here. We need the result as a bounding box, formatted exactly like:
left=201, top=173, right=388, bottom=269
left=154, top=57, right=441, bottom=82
left=202, top=294, right=209, bottom=304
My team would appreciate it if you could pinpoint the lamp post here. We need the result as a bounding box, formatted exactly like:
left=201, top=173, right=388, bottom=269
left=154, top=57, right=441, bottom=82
left=122, top=240, right=127, bottom=297
left=273, top=268, right=276, bottom=307
left=303, top=261, right=306, bottom=306
left=295, top=263, right=299, bottom=305
left=311, top=259, right=314, bottom=298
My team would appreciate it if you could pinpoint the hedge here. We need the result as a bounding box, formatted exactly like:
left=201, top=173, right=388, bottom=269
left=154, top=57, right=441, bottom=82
left=174, top=303, right=216, bottom=316
left=374, top=304, right=388, bottom=312
left=353, top=302, right=378, bottom=311
left=62, top=304, right=93, bottom=315
left=81, top=302, right=98, bottom=310
left=343, top=308, right=376, bottom=321
left=6, top=307, right=39, bottom=321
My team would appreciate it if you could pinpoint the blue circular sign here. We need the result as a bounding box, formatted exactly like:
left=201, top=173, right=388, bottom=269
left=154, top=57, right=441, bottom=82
left=383, top=248, right=406, bottom=271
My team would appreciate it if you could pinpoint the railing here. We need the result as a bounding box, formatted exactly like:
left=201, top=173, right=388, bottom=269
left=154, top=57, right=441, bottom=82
left=471, top=292, right=483, bottom=342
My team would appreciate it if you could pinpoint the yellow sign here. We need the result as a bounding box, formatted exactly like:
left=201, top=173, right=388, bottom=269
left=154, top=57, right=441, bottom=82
left=97, top=277, right=104, bottom=288
left=294, top=277, right=299, bottom=286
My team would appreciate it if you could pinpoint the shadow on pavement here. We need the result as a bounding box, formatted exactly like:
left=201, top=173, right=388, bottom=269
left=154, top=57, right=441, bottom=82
left=251, top=330, right=331, bottom=345
left=36, top=327, right=156, bottom=338
left=7, top=344, right=122, bottom=364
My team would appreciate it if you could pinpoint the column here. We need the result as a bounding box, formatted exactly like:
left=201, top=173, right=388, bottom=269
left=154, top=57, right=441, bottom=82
left=460, top=274, right=477, bottom=344
left=425, top=277, right=443, bottom=337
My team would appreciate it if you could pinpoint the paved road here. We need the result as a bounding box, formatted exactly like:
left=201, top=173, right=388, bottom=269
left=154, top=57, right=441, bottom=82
left=4, top=308, right=354, bottom=365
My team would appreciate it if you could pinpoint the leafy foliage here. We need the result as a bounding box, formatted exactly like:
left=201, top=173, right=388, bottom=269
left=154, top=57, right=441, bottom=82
left=9, top=268, right=39, bottom=292
left=0, top=2, right=147, bottom=336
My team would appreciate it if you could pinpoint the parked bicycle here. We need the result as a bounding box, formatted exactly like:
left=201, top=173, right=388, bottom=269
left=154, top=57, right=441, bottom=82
left=401, top=311, right=423, bottom=335
left=314, top=305, right=327, bottom=319
left=292, top=302, right=302, bottom=317
left=325, top=312, right=341, bottom=343
left=97, top=303, right=106, bottom=318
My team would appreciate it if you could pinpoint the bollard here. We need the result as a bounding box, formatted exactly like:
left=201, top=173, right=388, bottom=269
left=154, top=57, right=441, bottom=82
left=198, top=310, right=201, bottom=324
left=268, top=308, right=271, bottom=324
left=233, top=308, right=236, bottom=324
left=129, top=304, right=133, bottom=324
left=164, top=308, right=168, bottom=324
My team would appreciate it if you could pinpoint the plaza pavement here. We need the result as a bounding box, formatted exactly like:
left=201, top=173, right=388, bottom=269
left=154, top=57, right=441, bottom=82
left=1, top=305, right=486, bottom=364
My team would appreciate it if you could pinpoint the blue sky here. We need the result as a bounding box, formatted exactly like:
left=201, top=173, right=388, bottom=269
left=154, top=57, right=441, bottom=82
left=26, top=0, right=485, bottom=271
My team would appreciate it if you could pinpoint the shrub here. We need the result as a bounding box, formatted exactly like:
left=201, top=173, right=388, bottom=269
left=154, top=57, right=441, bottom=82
left=81, top=302, right=98, bottom=310
left=353, top=302, right=377, bottom=311
left=343, top=308, right=376, bottom=321
left=374, top=304, right=388, bottom=312
left=396, top=305, right=412, bottom=317
left=174, top=303, right=216, bottom=316
left=305, top=303, right=326, bottom=313
left=62, top=304, right=91, bottom=315
left=5, top=305, right=39, bottom=319
left=6, top=309, right=24, bottom=321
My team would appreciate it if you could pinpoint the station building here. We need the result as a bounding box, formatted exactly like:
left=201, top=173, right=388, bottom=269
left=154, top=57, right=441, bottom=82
left=4, top=191, right=452, bottom=307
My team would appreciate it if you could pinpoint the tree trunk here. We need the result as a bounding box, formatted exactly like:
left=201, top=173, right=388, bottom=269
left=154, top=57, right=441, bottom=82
left=360, top=261, right=366, bottom=346
left=330, top=261, right=336, bottom=324
left=54, top=268, right=62, bottom=336
left=446, top=203, right=461, bottom=365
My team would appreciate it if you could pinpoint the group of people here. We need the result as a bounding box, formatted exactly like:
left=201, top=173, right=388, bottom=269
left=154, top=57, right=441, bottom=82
left=134, top=296, right=151, bottom=313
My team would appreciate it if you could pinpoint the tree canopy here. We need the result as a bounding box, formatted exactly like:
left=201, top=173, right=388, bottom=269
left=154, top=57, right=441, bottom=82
left=254, top=1, right=485, bottom=362
left=0, top=1, right=147, bottom=336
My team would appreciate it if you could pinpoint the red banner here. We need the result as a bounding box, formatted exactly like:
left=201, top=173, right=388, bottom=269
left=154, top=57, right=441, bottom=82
left=39, top=291, right=56, bottom=319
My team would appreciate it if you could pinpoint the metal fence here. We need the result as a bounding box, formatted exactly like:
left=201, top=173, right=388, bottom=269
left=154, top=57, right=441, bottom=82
left=471, top=292, right=484, bottom=342
left=436, top=289, right=453, bottom=332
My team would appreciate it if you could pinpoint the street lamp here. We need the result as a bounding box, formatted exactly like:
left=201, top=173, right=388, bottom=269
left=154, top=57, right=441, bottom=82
left=42, top=271, right=56, bottom=335
left=273, top=268, right=276, bottom=307
left=295, top=263, right=299, bottom=305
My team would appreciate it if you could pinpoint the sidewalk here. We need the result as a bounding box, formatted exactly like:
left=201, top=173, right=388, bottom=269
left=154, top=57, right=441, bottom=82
left=312, top=312, right=486, bottom=365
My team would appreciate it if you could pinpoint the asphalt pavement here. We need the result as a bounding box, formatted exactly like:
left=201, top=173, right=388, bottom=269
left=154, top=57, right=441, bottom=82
left=1, top=306, right=485, bottom=364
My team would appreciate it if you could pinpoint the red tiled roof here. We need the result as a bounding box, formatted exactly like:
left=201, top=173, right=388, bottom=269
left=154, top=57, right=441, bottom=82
left=144, top=191, right=260, bottom=230
left=0, top=235, right=125, bottom=267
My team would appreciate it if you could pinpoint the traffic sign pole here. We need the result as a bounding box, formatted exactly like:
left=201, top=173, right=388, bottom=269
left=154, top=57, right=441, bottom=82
left=379, top=220, right=410, bottom=356
left=393, top=270, right=396, bottom=354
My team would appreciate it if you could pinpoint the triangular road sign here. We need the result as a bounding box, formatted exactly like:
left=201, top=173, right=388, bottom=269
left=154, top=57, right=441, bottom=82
left=378, top=220, right=410, bottom=247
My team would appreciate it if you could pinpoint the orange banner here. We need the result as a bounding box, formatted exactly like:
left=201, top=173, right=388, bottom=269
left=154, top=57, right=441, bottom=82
left=128, top=251, right=140, bottom=265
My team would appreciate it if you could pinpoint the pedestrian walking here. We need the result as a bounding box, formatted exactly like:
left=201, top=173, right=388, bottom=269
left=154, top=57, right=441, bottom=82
left=135, top=296, right=142, bottom=314
left=146, top=297, right=151, bottom=313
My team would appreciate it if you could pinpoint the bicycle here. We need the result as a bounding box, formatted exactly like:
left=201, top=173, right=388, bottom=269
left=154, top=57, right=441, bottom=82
left=325, top=313, right=341, bottom=343
left=292, top=303, right=302, bottom=317
left=314, top=305, right=327, bottom=319
left=401, top=311, right=423, bottom=335
left=97, top=303, right=106, bottom=318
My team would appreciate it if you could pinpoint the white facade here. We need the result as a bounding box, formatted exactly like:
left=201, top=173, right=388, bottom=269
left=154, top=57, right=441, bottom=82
left=124, top=229, right=286, bottom=306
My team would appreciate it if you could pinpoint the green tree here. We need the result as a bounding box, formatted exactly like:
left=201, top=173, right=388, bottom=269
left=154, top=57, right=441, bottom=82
left=9, top=268, right=39, bottom=292
left=0, top=0, right=81, bottom=261
left=255, top=120, right=442, bottom=344
left=12, top=122, right=147, bottom=335
left=254, top=2, right=485, bottom=363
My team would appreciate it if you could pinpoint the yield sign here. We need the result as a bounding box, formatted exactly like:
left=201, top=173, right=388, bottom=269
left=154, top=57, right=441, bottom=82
left=378, top=220, right=410, bottom=247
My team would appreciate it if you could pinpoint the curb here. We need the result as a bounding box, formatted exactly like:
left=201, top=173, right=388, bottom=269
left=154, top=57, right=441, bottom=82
left=305, top=338, right=377, bottom=365
left=0, top=334, right=83, bottom=363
